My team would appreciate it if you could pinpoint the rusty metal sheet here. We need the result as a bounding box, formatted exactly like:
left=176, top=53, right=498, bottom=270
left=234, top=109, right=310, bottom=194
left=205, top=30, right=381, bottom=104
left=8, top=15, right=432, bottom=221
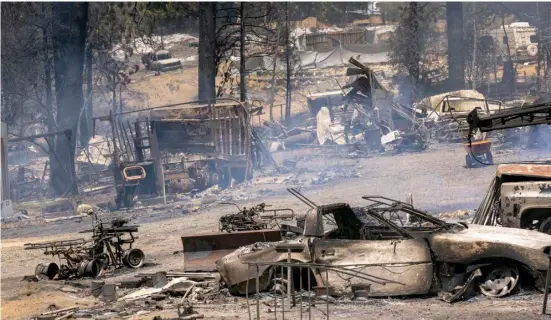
left=181, top=230, right=282, bottom=272
left=497, top=164, right=551, bottom=179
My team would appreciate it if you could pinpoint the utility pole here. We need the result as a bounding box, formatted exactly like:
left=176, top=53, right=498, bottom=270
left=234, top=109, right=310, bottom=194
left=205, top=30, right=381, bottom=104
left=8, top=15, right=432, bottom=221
left=240, top=2, right=246, bottom=103
left=285, top=2, right=292, bottom=124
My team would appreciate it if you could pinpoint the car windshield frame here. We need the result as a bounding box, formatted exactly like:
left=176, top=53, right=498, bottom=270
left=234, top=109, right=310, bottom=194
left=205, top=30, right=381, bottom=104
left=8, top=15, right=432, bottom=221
left=361, top=195, right=449, bottom=231
left=319, top=202, right=413, bottom=239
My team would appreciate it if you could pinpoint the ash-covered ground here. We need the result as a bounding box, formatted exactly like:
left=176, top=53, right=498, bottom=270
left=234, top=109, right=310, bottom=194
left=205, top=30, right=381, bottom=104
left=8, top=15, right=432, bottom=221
left=2, top=143, right=551, bottom=319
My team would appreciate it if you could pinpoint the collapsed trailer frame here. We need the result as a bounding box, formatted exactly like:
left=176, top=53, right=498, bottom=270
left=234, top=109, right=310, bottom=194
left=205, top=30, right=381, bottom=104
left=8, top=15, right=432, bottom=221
left=93, top=100, right=254, bottom=209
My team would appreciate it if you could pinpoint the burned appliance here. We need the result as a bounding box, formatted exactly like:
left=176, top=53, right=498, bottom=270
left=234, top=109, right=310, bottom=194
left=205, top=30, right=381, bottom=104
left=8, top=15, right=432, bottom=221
left=218, top=202, right=295, bottom=233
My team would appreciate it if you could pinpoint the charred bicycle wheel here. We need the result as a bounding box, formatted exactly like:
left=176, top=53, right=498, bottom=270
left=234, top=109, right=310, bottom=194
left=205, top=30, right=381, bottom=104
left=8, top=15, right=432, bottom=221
left=479, top=264, right=519, bottom=297
left=122, top=248, right=145, bottom=268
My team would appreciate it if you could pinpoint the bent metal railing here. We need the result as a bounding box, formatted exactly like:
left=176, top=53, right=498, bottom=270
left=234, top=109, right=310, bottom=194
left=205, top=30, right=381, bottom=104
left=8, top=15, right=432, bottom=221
left=245, top=261, right=332, bottom=320
left=243, top=259, right=411, bottom=320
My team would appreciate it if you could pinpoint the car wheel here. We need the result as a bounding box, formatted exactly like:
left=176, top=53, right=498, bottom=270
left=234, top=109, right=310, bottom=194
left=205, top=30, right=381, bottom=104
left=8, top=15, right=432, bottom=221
left=539, top=217, right=551, bottom=234
left=479, top=264, right=519, bottom=297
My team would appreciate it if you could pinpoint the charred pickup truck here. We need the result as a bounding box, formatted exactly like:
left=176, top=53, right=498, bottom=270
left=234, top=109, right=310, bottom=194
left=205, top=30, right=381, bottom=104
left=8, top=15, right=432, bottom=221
left=217, top=196, right=551, bottom=300
left=141, top=50, right=182, bottom=72
left=468, top=102, right=551, bottom=234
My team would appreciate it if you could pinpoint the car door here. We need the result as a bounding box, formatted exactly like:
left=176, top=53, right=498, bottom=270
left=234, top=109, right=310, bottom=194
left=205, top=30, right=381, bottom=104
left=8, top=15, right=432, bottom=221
left=312, top=237, right=433, bottom=297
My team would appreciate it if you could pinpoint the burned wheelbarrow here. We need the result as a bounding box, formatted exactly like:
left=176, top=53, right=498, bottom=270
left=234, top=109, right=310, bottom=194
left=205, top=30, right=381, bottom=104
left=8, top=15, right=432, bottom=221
left=463, top=140, right=493, bottom=168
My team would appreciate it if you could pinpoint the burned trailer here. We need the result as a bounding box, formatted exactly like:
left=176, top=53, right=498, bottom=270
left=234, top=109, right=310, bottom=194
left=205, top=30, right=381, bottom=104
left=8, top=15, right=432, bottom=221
left=148, top=102, right=253, bottom=190
left=101, top=101, right=254, bottom=209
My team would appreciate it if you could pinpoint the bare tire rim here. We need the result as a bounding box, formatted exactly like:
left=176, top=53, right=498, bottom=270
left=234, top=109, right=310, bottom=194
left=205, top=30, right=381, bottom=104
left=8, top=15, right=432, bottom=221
left=126, top=249, right=145, bottom=268
left=479, top=265, right=519, bottom=297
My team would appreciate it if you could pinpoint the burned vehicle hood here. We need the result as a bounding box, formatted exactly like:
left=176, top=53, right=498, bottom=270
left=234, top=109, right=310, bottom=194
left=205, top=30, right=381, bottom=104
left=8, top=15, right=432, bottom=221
left=427, top=224, right=551, bottom=270
left=216, top=238, right=310, bottom=293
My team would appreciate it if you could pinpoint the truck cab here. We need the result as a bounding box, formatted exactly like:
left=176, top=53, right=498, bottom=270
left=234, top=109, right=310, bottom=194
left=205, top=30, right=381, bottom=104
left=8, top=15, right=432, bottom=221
left=495, top=164, right=551, bottom=234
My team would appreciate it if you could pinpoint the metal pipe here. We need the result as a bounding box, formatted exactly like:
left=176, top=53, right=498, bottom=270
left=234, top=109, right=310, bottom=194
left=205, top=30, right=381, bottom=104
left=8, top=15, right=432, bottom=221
left=300, top=266, right=303, bottom=320
left=287, top=249, right=292, bottom=304
left=274, top=278, right=277, bottom=320
left=542, top=251, right=551, bottom=314
left=281, top=264, right=285, bottom=320
left=308, top=268, right=311, bottom=320
left=256, top=264, right=260, bottom=320
left=246, top=265, right=251, bottom=320
left=326, top=267, right=329, bottom=320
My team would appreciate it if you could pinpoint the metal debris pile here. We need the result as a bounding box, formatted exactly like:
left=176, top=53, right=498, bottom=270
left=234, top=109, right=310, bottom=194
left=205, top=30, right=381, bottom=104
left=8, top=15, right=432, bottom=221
left=218, top=202, right=294, bottom=233
left=31, top=272, right=221, bottom=320
left=25, top=211, right=145, bottom=280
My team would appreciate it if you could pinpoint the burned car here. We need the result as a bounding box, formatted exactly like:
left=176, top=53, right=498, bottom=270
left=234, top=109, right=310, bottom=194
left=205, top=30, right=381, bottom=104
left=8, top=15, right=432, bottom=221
left=216, top=196, right=551, bottom=300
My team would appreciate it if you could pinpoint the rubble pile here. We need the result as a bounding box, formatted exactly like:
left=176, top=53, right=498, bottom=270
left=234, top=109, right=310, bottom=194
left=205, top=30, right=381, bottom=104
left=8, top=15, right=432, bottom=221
left=31, top=272, right=222, bottom=320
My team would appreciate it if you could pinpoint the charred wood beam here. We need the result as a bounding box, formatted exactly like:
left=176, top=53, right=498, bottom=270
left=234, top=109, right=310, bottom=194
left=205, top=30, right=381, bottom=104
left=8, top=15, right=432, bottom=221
left=8, top=129, right=72, bottom=143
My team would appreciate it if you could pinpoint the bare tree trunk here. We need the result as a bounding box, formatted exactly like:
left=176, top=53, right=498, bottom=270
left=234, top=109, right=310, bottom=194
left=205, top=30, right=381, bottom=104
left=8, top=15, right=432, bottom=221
left=50, top=2, right=89, bottom=196
left=501, top=13, right=515, bottom=95
left=471, top=2, right=477, bottom=89
left=42, top=4, right=57, bottom=179
left=536, top=2, right=541, bottom=91
left=285, top=2, right=292, bottom=124
left=112, top=72, right=117, bottom=113
left=198, top=2, right=217, bottom=102
left=408, top=2, right=421, bottom=104
left=547, top=3, right=551, bottom=92
left=80, top=40, right=93, bottom=149
left=270, top=25, right=282, bottom=122
left=447, top=2, right=465, bottom=90
left=43, top=5, right=55, bottom=135
left=240, top=2, right=246, bottom=103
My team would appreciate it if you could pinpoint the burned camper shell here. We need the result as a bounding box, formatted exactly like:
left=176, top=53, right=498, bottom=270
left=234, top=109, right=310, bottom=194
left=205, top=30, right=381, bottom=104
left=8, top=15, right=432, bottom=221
left=112, top=101, right=253, bottom=209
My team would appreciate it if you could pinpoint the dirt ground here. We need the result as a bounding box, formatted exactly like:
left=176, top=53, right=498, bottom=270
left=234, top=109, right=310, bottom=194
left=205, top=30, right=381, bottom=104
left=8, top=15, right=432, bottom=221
left=3, top=143, right=551, bottom=319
